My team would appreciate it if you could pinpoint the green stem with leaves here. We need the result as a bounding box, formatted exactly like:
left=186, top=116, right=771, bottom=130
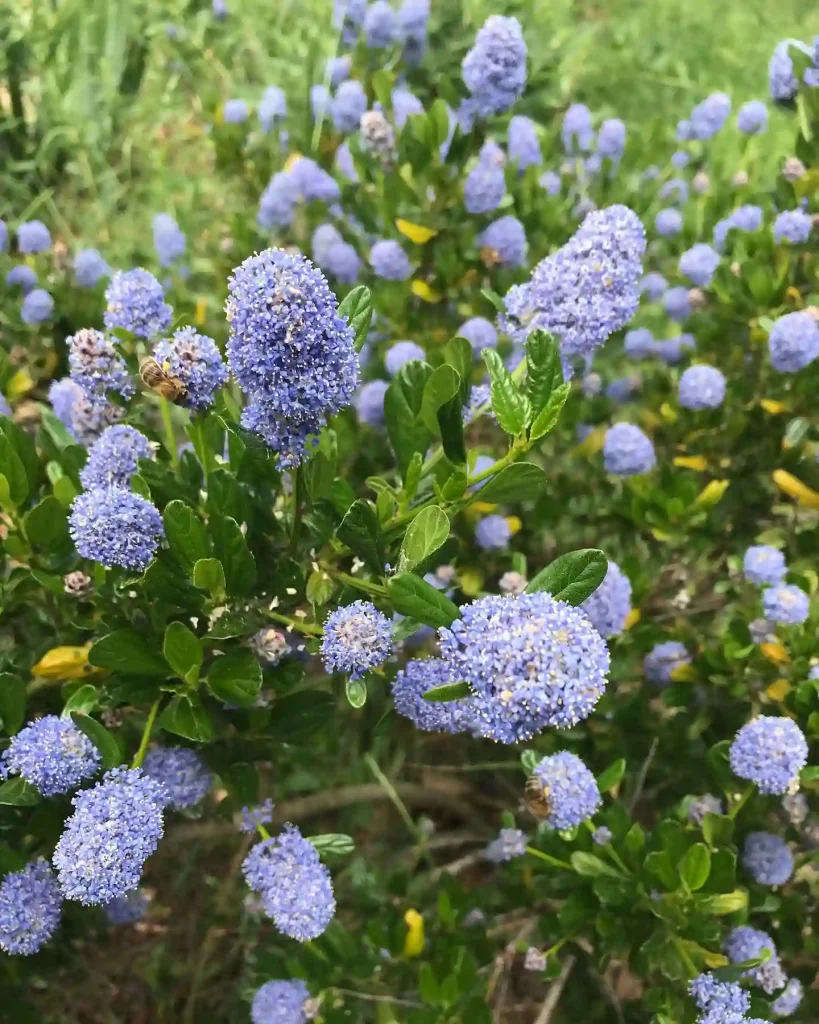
left=267, top=611, right=324, bottom=636
left=160, top=399, right=179, bottom=471
left=728, top=783, right=754, bottom=820
left=525, top=846, right=573, bottom=872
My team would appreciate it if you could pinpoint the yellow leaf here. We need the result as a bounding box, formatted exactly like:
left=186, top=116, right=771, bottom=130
left=458, top=568, right=484, bottom=597
left=396, top=219, right=438, bottom=245
left=659, top=402, right=678, bottom=423
left=760, top=399, right=786, bottom=415
left=624, top=608, right=640, bottom=629
left=785, top=286, right=803, bottom=306
left=760, top=642, right=789, bottom=666
left=695, top=479, right=729, bottom=507
left=651, top=528, right=672, bottom=542
left=32, top=645, right=95, bottom=680
left=703, top=951, right=729, bottom=969
left=411, top=280, right=442, bottom=303
left=572, top=427, right=605, bottom=456
left=505, top=515, right=522, bottom=535
left=674, top=456, right=708, bottom=472
left=194, top=297, right=208, bottom=326
left=772, top=470, right=819, bottom=508
left=403, top=909, right=425, bottom=957
left=671, top=663, right=697, bottom=682
left=766, top=678, right=791, bottom=701
left=7, top=369, right=34, bottom=400
left=284, top=151, right=303, bottom=171
left=471, top=501, right=497, bottom=514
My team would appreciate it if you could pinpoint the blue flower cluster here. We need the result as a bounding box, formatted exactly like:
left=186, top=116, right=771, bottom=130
left=392, top=658, right=476, bottom=733
left=461, top=16, right=527, bottom=118
left=104, top=889, right=149, bottom=925
left=369, top=239, right=412, bottom=280
left=49, top=378, right=124, bottom=445
left=225, top=249, right=359, bottom=467
left=737, top=99, right=768, bottom=134
left=321, top=600, right=393, bottom=680
left=742, top=831, right=794, bottom=886
left=603, top=423, right=656, bottom=476
left=311, top=224, right=361, bottom=284
left=69, top=486, right=164, bottom=570
left=152, top=327, right=230, bottom=410
left=0, top=859, right=62, bottom=955
left=724, top=925, right=786, bottom=994
left=104, top=268, right=173, bottom=339
left=242, top=825, right=335, bottom=941
left=79, top=425, right=152, bottom=490
left=0, top=714, right=100, bottom=796
left=729, top=716, right=808, bottom=794
left=562, top=103, right=593, bottom=153
left=355, top=379, right=389, bottom=426
left=713, top=205, right=763, bottom=250
left=68, top=327, right=133, bottom=401
left=475, top=514, right=511, bottom=551
left=484, top=827, right=528, bottom=863
left=240, top=797, right=275, bottom=835
left=508, top=115, right=541, bottom=169
left=17, top=220, right=51, bottom=254
left=385, top=340, right=424, bottom=375
left=73, top=248, right=111, bottom=288
left=142, top=747, right=212, bottom=809
left=689, top=972, right=750, bottom=1017
left=438, top=592, right=610, bottom=743
left=152, top=213, right=186, bottom=267
left=763, top=583, right=809, bottom=625
left=515, top=205, right=646, bottom=361
left=53, top=767, right=166, bottom=905
left=332, top=79, right=367, bottom=132
left=580, top=560, right=632, bottom=638
left=771, top=977, right=804, bottom=1017
left=655, top=209, right=683, bottom=236
left=251, top=979, right=312, bottom=1024
left=478, top=215, right=528, bottom=268
left=21, top=289, right=54, bottom=324
left=773, top=209, right=812, bottom=245
left=678, top=365, right=726, bottom=409
left=768, top=311, right=819, bottom=372
left=743, top=545, right=787, bottom=586
left=464, top=162, right=506, bottom=214
left=644, top=641, right=691, bottom=686
left=530, top=751, right=601, bottom=830
left=459, top=317, right=497, bottom=355
left=679, top=243, right=720, bottom=287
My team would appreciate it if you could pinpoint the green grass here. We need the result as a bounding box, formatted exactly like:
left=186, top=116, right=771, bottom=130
left=3, top=0, right=818, bottom=268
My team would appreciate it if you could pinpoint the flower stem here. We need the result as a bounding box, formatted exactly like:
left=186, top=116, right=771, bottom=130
left=160, top=399, right=179, bottom=471
left=267, top=611, right=323, bottom=637
left=326, top=567, right=386, bottom=597
left=131, top=698, right=162, bottom=768
left=525, top=846, right=573, bottom=871
left=288, top=466, right=304, bottom=555
left=728, top=783, right=755, bottom=820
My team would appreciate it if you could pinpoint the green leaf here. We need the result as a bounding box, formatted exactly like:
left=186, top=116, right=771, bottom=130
left=520, top=749, right=539, bottom=774
left=0, top=672, right=26, bottom=735
left=597, top=758, right=626, bottom=792
left=645, top=851, right=678, bottom=890
left=53, top=474, right=78, bottom=508
left=61, top=684, right=98, bottom=718
left=163, top=622, right=202, bottom=684
left=207, top=651, right=262, bottom=708
left=39, top=406, right=74, bottom=450
left=0, top=416, right=39, bottom=495
left=699, top=889, right=748, bottom=915
left=338, top=286, right=373, bottom=352
left=306, top=429, right=337, bottom=502
left=212, top=516, right=256, bottom=597
left=444, top=336, right=473, bottom=406
left=472, top=463, right=546, bottom=504
left=193, top=558, right=226, bottom=596
left=388, top=572, right=460, bottom=628
left=346, top=677, right=367, bottom=708
left=89, top=630, right=170, bottom=678
left=70, top=713, right=122, bottom=769
left=306, top=569, right=335, bottom=607
left=529, top=382, right=571, bottom=441
left=480, top=288, right=505, bottom=313
left=384, top=361, right=434, bottom=480
left=526, top=549, right=608, bottom=605
left=422, top=680, right=471, bottom=703
left=420, top=364, right=460, bottom=435
left=163, top=500, right=210, bottom=572
left=24, top=496, right=69, bottom=549
left=441, top=468, right=467, bottom=501
left=679, top=842, right=711, bottom=891
left=309, top=833, right=355, bottom=857
left=0, top=777, right=39, bottom=806
left=399, top=506, right=450, bottom=572
left=701, top=813, right=734, bottom=848
left=266, top=690, right=336, bottom=741
left=0, top=432, right=28, bottom=505
left=428, top=98, right=451, bottom=150
left=371, top=69, right=393, bottom=114
left=482, top=349, right=530, bottom=435
left=159, top=695, right=215, bottom=742
left=570, top=851, right=622, bottom=878
left=337, top=500, right=386, bottom=574
left=525, top=329, right=563, bottom=416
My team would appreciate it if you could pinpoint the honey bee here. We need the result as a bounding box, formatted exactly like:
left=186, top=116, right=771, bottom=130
left=139, top=357, right=188, bottom=405
left=523, top=775, right=552, bottom=821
